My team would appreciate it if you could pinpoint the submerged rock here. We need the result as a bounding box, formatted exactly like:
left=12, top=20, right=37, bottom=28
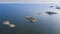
left=56, top=7, right=60, bottom=9
left=9, top=24, right=15, bottom=28
left=3, top=20, right=10, bottom=25
left=46, top=11, right=57, bottom=15
left=25, top=16, right=37, bottom=22
left=3, top=20, right=15, bottom=28
left=50, top=6, right=54, bottom=8
left=37, top=12, right=43, bottom=15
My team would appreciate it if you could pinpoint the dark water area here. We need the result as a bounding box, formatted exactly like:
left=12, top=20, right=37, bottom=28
left=0, top=3, right=60, bottom=34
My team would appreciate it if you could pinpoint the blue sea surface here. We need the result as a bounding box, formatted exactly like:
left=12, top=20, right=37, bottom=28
left=0, top=3, right=60, bottom=34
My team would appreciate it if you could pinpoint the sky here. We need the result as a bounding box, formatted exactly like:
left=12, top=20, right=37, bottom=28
left=0, top=0, right=60, bottom=6
left=0, top=0, right=59, bottom=3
